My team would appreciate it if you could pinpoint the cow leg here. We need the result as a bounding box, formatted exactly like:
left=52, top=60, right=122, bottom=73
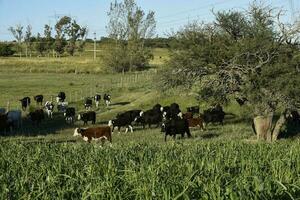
left=165, top=134, right=167, bottom=142
left=125, top=126, right=128, bottom=133
left=118, top=127, right=121, bottom=134
left=129, top=125, right=133, bottom=133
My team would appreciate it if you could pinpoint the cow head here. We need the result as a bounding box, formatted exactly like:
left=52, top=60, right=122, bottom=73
left=73, top=128, right=83, bottom=136
left=108, top=120, right=114, bottom=127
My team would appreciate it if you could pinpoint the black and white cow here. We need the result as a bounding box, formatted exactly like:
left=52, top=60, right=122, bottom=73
left=103, top=94, right=111, bottom=107
left=20, top=97, right=31, bottom=111
left=64, top=107, right=76, bottom=124
left=34, top=95, right=43, bottom=105
left=109, top=110, right=142, bottom=133
left=94, top=94, right=101, bottom=108
left=135, top=108, right=163, bottom=129
left=78, top=111, right=96, bottom=125
left=44, top=101, right=54, bottom=118
left=56, top=92, right=66, bottom=103
left=84, top=98, right=93, bottom=110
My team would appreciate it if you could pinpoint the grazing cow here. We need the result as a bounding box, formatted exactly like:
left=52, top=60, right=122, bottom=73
left=0, top=108, right=6, bottom=114
left=84, top=98, right=93, bottom=110
left=73, top=127, right=112, bottom=144
left=64, top=107, right=76, bottom=124
left=94, top=94, right=101, bottom=108
left=161, top=117, right=191, bottom=142
left=7, top=110, right=22, bottom=128
left=29, top=109, right=44, bottom=125
left=34, top=95, right=43, bottom=105
left=44, top=101, right=54, bottom=118
left=109, top=110, right=141, bottom=133
left=103, top=94, right=111, bottom=107
left=135, top=109, right=163, bottom=129
left=186, top=106, right=200, bottom=115
left=78, top=111, right=96, bottom=125
left=202, top=105, right=225, bottom=125
left=20, top=97, right=31, bottom=111
left=57, top=102, right=68, bottom=112
left=56, top=92, right=66, bottom=103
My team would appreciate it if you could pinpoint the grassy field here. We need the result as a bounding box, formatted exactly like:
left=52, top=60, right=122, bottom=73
left=0, top=47, right=169, bottom=74
left=0, top=59, right=300, bottom=199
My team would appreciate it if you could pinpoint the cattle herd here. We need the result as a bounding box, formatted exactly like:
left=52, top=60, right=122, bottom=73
left=2, top=92, right=300, bottom=144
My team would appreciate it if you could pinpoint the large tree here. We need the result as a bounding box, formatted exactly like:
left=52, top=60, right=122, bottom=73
left=104, top=0, right=156, bottom=72
left=160, top=4, right=300, bottom=141
left=8, top=24, right=23, bottom=57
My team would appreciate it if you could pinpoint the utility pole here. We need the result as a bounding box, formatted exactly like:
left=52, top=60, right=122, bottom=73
left=94, top=32, right=96, bottom=60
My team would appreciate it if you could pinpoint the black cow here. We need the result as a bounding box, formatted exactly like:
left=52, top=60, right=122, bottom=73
left=103, top=94, right=111, bottom=107
left=161, top=117, right=191, bottom=142
left=78, top=111, right=96, bottom=125
left=34, top=95, right=43, bottom=105
left=109, top=110, right=142, bottom=133
left=64, top=107, right=76, bottom=124
left=202, top=105, right=225, bottom=125
left=29, top=109, right=45, bottom=125
left=57, top=92, right=66, bottom=102
left=186, top=106, right=200, bottom=115
left=94, top=94, right=101, bottom=107
left=0, top=114, right=12, bottom=134
left=152, top=104, right=162, bottom=112
left=164, top=103, right=181, bottom=120
left=84, top=98, right=93, bottom=110
left=135, top=109, right=163, bottom=129
left=20, top=97, right=31, bottom=111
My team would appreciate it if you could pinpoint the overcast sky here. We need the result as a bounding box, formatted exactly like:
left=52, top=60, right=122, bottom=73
left=0, top=0, right=298, bottom=41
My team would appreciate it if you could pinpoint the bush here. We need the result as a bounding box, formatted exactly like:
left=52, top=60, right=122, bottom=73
left=0, top=43, right=15, bottom=56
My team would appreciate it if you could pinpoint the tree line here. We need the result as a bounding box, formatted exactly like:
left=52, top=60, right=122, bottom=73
left=5, top=16, right=87, bottom=57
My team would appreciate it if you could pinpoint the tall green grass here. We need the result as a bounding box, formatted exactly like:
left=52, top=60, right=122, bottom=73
left=0, top=140, right=299, bottom=199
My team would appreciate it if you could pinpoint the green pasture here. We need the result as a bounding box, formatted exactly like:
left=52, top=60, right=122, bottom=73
left=0, top=69, right=299, bottom=199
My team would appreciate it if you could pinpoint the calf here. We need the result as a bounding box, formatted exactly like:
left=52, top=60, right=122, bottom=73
left=20, top=97, right=31, bottom=111
left=187, top=117, right=204, bottom=130
left=44, top=101, right=54, bottom=118
left=7, top=110, right=22, bottom=128
left=94, top=94, right=101, bottom=108
left=103, top=94, right=111, bottom=107
left=56, top=92, right=66, bottom=103
left=34, top=95, right=43, bottom=105
left=64, top=107, right=76, bottom=124
left=109, top=110, right=141, bottom=133
left=161, top=117, right=191, bottom=142
left=73, top=126, right=112, bottom=144
left=84, top=98, right=93, bottom=110
left=78, top=111, right=96, bottom=125
left=29, top=109, right=44, bottom=125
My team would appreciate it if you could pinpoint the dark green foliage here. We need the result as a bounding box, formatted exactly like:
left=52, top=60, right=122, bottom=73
left=1, top=141, right=300, bottom=199
left=0, top=43, right=15, bottom=56
left=104, top=0, right=156, bottom=72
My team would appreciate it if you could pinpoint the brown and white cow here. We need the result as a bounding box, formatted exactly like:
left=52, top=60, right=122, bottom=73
left=73, top=127, right=112, bottom=144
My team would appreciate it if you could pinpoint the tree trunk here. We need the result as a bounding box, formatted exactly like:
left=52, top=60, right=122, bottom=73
left=253, top=115, right=273, bottom=141
left=271, top=114, right=287, bottom=141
